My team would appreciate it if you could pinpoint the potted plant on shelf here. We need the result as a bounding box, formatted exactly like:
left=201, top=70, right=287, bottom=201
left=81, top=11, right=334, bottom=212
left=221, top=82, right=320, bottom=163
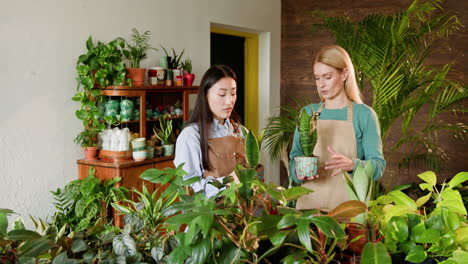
left=153, top=117, right=174, bottom=157
left=123, top=28, right=158, bottom=86
left=294, top=108, right=320, bottom=178
left=181, top=58, right=195, bottom=86
left=160, top=46, right=184, bottom=85
left=73, top=36, right=129, bottom=159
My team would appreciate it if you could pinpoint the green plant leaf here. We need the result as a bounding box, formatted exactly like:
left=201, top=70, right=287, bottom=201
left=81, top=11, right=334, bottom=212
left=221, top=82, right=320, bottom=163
left=19, top=237, right=53, bottom=258
left=309, top=216, right=345, bottom=239
left=352, top=164, right=370, bottom=203
left=419, top=183, right=433, bottom=192
left=270, top=231, right=288, bottom=247
left=296, top=219, right=312, bottom=253
left=455, top=227, right=468, bottom=251
left=448, top=248, right=468, bottom=263
left=278, top=214, right=297, bottom=229
left=71, top=238, right=88, bottom=253
left=405, top=245, right=427, bottom=263
left=112, top=234, right=137, bottom=256
left=244, top=129, right=260, bottom=168
left=387, top=216, right=408, bottom=241
left=448, top=172, right=468, bottom=189
left=388, top=190, right=417, bottom=211
left=361, top=241, right=391, bottom=264
left=283, top=186, right=313, bottom=201
left=7, top=230, right=41, bottom=240
left=416, top=193, right=431, bottom=207
left=443, top=209, right=462, bottom=231
left=417, top=171, right=437, bottom=186
left=0, top=211, right=8, bottom=238
left=438, top=189, right=467, bottom=215
left=411, top=224, right=441, bottom=243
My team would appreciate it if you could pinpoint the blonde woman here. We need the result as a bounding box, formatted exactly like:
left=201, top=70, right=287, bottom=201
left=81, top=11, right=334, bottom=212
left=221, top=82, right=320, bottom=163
left=289, top=45, right=386, bottom=210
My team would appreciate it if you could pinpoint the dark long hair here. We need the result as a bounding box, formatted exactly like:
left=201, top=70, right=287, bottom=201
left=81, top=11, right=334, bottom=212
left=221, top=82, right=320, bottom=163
left=188, top=64, right=239, bottom=171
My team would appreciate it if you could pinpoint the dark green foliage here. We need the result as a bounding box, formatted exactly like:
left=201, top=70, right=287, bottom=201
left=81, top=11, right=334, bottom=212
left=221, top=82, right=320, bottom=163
left=298, top=109, right=318, bottom=157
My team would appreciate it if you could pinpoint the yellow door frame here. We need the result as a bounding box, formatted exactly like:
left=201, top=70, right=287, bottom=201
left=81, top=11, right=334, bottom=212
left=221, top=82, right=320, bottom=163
left=210, top=27, right=259, bottom=134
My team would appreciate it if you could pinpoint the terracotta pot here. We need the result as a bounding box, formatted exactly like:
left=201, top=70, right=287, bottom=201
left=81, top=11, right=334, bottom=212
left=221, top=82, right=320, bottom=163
left=183, top=73, right=195, bottom=86
left=346, top=223, right=368, bottom=255
left=83, top=146, right=98, bottom=161
left=126, top=68, right=146, bottom=86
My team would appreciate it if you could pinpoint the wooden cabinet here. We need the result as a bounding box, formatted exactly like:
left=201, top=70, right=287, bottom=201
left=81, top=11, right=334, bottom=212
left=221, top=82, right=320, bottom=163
left=77, top=85, right=199, bottom=226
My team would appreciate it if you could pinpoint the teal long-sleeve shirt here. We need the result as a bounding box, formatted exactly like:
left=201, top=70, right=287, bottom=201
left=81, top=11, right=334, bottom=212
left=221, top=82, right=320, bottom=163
left=289, top=102, right=386, bottom=184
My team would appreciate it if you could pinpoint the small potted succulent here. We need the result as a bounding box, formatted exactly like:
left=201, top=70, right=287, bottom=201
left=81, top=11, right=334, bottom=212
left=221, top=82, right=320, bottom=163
left=294, top=109, right=319, bottom=178
left=123, top=28, right=158, bottom=86
left=181, top=58, right=195, bottom=86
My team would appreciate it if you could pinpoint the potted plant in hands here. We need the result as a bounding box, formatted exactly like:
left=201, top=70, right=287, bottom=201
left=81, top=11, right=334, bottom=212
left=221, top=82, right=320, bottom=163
left=153, top=117, right=174, bottom=156
left=294, top=109, right=320, bottom=178
left=181, top=58, right=195, bottom=86
left=123, top=28, right=158, bottom=86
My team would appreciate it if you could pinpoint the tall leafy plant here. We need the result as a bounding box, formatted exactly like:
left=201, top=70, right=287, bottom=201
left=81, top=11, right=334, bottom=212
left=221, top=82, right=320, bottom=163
left=312, top=0, right=467, bottom=171
left=123, top=28, right=158, bottom=68
left=73, top=36, right=130, bottom=147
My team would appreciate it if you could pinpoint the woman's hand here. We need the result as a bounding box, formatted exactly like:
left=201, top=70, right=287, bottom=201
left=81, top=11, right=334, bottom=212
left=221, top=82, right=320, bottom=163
left=325, top=146, right=354, bottom=176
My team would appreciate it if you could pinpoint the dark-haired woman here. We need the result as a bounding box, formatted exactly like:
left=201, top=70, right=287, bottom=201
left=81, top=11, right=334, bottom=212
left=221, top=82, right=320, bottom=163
left=174, top=65, right=246, bottom=197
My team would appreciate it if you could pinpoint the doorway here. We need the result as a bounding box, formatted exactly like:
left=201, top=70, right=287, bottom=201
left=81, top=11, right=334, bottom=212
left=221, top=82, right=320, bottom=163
left=210, top=27, right=259, bottom=134
left=210, top=33, right=245, bottom=122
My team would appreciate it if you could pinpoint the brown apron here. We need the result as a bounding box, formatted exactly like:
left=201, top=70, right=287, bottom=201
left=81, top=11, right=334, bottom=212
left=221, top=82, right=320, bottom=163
left=296, top=102, right=358, bottom=210
left=203, top=124, right=247, bottom=180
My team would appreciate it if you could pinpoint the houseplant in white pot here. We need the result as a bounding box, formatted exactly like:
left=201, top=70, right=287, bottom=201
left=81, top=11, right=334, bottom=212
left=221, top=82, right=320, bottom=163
left=153, top=117, right=174, bottom=157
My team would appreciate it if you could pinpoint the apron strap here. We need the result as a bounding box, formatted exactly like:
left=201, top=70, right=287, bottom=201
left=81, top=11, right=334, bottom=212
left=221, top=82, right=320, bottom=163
left=347, top=101, right=353, bottom=121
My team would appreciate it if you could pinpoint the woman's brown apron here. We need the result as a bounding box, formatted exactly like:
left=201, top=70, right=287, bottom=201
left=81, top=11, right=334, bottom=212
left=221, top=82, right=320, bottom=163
left=203, top=126, right=247, bottom=180
left=296, top=102, right=358, bottom=210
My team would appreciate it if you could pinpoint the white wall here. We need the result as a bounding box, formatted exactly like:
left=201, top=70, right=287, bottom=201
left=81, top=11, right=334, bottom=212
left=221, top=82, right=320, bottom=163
left=0, top=0, right=281, bottom=222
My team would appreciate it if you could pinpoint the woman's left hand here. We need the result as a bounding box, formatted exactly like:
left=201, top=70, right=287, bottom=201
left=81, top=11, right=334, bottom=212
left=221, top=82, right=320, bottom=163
left=325, top=146, right=354, bottom=176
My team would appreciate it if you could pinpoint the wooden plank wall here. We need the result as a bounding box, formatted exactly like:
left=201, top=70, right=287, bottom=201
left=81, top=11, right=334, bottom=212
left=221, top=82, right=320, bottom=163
left=281, top=0, right=467, bottom=188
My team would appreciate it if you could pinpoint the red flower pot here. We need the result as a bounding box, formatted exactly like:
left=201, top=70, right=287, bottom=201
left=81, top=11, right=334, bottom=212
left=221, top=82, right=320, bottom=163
left=183, top=73, right=195, bottom=86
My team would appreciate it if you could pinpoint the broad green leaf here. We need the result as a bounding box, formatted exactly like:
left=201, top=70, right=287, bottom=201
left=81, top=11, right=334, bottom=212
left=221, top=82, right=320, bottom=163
left=416, top=193, right=431, bottom=207
left=270, top=231, right=288, bottom=247
left=448, top=172, right=468, bottom=189
left=17, top=256, right=36, bottom=264
left=281, top=252, right=308, bottom=264
left=19, top=237, right=53, bottom=257
left=388, top=216, right=408, bottom=241
left=244, top=129, right=260, bottom=168
left=151, top=247, right=164, bottom=262
left=283, top=186, right=313, bottom=201
left=411, top=225, right=440, bottom=243
left=186, top=238, right=210, bottom=264
left=405, top=245, right=427, bottom=263
left=0, top=211, right=8, bottom=238
left=52, top=252, right=77, bottom=264
left=71, top=238, right=88, bottom=253
left=384, top=205, right=417, bottom=223
left=112, top=233, right=137, bottom=256
left=278, top=214, right=297, bottom=229
left=310, top=216, right=346, bottom=239
left=418, top=171, right=437, bottom=186
left=296, top=219, right=312, bottom=253
left=361, top=241, right=391, bottom=264
left=447, top=248, right=468, bottom=264
left=353, top=164, right=369, bottom=202
left=443, top=209, right=462, bottom=231
left=388, top=190, right=417, bottom=211
left=7, top=230, right=41, bottom=240
left=439, top=189, right=467, bottom=215
left=455, top=227, right=468, bottom=251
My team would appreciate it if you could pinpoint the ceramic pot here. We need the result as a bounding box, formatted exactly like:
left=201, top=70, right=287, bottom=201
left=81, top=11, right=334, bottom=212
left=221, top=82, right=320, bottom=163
left=83, top=146, right=98, bottom=161
left=346, top=224, right=368, bottom=255
left=162, top=144, right=174, bottom=156
left=294, top=156, right=319, bottom=178
left=183, top=73, right=195, bottom=86
left=126, top=68, right=146, bottom=86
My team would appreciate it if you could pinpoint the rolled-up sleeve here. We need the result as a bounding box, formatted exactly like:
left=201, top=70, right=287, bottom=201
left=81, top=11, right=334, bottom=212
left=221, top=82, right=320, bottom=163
left=174, top=125, right=206, bottom=193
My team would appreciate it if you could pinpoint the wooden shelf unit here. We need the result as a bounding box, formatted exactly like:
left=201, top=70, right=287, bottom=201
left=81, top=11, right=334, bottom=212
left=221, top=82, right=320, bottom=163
left=102, top=85, right=199, bottom=138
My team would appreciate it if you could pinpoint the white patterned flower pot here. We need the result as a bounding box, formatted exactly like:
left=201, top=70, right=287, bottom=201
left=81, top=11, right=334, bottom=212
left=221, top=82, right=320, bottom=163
left=294, top=156, right=319, bottom=178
